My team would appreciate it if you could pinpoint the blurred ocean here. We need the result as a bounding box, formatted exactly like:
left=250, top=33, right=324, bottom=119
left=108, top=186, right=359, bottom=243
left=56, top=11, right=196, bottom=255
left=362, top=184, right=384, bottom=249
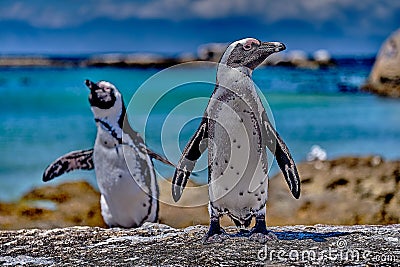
left=1, top=58, right=400, bottom=201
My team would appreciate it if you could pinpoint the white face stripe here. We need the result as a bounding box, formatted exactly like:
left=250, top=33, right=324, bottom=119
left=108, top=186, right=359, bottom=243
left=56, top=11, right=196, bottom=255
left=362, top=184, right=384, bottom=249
left=98, top=81, right=117, bottom=91
left=91, top=80, right=122, bottom=110
left=96, top=80, right=123, bottom=108
left=234, top=37, right=260, bottom=46
left=239, top=38, right=260, bottom=46
left=220, top=37, right=261, bottom=65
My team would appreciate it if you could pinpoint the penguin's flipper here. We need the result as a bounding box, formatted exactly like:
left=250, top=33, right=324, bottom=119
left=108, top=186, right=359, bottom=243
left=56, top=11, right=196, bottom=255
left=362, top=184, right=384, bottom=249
left=262, top=112, right=300, bottom=199
left=43, top=149, right=94, bottom=182
left=142, top=147, right=175, bottom=167
left=172, top=118, right=208, bottom=202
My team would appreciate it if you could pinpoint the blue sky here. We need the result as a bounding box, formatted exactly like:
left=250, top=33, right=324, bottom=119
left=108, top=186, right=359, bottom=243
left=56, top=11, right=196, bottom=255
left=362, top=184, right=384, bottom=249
left=1, top=0, right=399, bottom=56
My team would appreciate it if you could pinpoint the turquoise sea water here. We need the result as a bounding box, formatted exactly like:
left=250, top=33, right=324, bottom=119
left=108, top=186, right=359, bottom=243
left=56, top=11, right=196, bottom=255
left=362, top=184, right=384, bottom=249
left=1, top=59, right=399, bottom=201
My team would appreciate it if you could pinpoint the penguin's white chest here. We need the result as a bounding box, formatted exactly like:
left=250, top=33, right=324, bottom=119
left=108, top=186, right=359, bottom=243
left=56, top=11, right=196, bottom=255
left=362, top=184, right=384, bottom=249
left=207, top=91, right=268, bottom=220
left=93, top=130, right=156, bottom=227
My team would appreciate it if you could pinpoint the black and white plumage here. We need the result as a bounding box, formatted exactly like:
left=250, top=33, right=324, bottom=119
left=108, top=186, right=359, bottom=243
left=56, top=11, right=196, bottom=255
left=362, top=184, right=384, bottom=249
left=43, top=80, right=173, bottom=228
left=172, top=38, right=300, bottom=243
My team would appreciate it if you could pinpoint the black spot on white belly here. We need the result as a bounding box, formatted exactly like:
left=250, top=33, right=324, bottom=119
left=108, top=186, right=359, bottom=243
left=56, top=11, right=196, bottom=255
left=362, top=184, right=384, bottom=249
left=239, top=192, right=243, bottom=196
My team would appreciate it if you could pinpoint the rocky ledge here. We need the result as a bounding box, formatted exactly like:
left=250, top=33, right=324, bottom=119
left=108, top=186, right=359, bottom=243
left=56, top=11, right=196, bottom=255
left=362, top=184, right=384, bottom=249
left=0, top=156, right=398, bottom=230
left=0, top=223, right=398, bottom=266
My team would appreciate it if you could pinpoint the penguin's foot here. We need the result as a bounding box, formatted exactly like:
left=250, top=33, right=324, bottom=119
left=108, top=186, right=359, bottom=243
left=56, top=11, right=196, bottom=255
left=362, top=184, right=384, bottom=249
left=202, top=220, right=228, bottom=244
left=248, top=221, right=277, bottom=243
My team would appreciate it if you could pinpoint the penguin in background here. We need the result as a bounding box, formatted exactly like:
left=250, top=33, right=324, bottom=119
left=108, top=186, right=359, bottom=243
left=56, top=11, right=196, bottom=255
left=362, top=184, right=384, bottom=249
left=43, top=80, right=173, bottom=228
left=172, top=38, right=301, bottom=243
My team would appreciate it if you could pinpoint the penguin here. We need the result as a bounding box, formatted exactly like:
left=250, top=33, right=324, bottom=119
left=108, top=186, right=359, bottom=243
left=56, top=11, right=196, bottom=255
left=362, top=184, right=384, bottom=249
left=43, top=80, right=173, bottom=228
left=172, top=38, right=300, bottom=243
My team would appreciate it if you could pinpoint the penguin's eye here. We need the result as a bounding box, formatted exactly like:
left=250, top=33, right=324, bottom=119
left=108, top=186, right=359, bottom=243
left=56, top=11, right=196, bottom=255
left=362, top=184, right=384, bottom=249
left=243, top=44, right=252, bottom=51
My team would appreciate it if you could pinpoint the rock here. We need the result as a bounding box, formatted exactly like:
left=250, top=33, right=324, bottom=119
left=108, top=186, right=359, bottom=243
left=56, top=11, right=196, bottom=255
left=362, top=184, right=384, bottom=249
left=157, top=179, right=233, bottom=228
left=287, top=50, right=314, bottom=68
left=272, top=49, right=336, bottom=69
left=268, top=156, right=400, bottom=226
left=159, top=156, right=399, bottom=227
left=81, top=53, right=185, bottom=69
left=0, top=56, right=79, bottom=68
left=363, top=28, right=400, bottom=97
left=313, top=49, right=335, bottom=68
left=306, top=145, right=327, bottom=161
left=0, top=179, right=211, bottom=230
left=0, top=181, right=106, bottom=230
left=0, top=47, right=336, bottom=69
left=0, top=223, right=398, bottom=266
left=158, top=179, right=209, bottom=228
left=0, top=156, right=398, bottom=230
left=313, top=49, right=331, bottom=63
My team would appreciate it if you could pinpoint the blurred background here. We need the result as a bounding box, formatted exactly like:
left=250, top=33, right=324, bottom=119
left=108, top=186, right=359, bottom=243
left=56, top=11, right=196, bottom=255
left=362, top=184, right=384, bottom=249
left=0, top=0, right=399, bottom=229
left=1, top=0, right=399, bottom=55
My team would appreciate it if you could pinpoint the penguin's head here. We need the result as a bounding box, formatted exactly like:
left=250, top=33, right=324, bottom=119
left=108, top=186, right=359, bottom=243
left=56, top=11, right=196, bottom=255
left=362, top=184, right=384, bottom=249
left=85, top=79, right=124, bottom=119
left=220, top=38, right=286, bottom=70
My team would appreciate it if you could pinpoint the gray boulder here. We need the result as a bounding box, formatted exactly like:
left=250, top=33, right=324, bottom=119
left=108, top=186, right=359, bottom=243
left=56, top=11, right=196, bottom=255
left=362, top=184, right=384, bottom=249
left=364, top=29, right=400, bottom=97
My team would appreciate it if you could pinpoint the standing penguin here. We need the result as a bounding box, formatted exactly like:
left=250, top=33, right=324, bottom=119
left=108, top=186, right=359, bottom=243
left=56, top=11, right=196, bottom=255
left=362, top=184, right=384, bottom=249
left=172, top=38, right=300, bottom=243
left=43, top=80, right=173, bottom=228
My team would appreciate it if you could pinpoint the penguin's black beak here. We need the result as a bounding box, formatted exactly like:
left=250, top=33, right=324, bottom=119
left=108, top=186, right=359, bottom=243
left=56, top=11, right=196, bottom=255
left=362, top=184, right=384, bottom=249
left=85, top=79, right=97, bottom=91
left=259, top=42, right=286, bottom=54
